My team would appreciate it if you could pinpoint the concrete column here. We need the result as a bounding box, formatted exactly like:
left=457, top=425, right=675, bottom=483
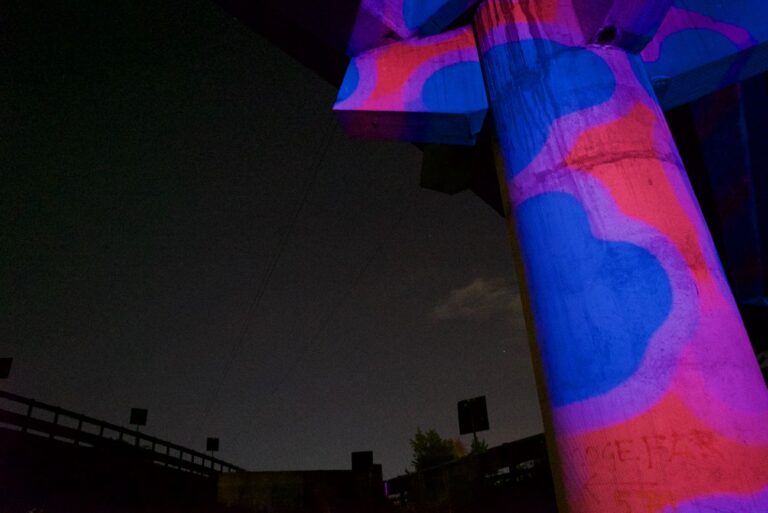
left=474, top=1, right=768, bottom=511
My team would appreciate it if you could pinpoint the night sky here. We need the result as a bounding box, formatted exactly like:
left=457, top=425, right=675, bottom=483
left=2, top=0, right=542, bottom=477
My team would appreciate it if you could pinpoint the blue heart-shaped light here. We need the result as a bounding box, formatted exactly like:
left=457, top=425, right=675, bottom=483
left=517, top=193, right=673, bottom=406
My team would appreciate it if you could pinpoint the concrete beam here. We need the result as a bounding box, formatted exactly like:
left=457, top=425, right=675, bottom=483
left=333, top=26, right=488, bottom=145
left=348, top=0, right=480, bottom=55
left=642, top=0, right=768, bottom=108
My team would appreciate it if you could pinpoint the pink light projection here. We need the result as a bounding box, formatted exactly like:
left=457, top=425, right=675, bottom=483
left=475, top=0, right=768, bottom=511
left=347, top=0, right=480, bottom=55
left=640, top=1, right=768, bottom=108
left=334, top=26, right=487, bottom=145
left=337, top=0, right=768, bottom=132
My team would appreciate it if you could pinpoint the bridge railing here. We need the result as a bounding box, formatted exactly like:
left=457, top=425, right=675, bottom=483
left=0, top=389, right=243, bottom=477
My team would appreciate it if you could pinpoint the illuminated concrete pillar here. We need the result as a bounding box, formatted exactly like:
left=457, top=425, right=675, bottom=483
left=474, top=1, right=768, bottom=511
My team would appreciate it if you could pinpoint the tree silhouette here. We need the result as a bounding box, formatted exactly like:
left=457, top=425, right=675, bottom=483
left=409, top=428, right=462, bottom=471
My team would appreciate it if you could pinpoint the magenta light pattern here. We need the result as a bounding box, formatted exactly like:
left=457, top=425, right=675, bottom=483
left=640, top=0, right=768, bottom=108
left=475, top=1, right=768, bottom=512
left=334, top=26, right=487, bottom=145
left=348, top=0, right=479, bottom=55
left=337, top=0, right=768, bottom=132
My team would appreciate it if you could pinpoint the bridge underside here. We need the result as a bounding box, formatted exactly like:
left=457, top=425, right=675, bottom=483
left=217, top=0, right=767, bottom=367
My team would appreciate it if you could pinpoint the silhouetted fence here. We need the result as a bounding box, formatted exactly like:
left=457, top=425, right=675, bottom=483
left=385, top=434, right=557, bottom=513
left=0, top=389, right=242, bottom=477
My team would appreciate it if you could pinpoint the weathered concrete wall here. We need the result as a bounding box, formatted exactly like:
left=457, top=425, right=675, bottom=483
left=0, top=428, right=225, bottom=513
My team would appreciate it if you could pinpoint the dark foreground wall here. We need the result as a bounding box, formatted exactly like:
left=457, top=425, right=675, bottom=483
left=0, top=428, right=226, bottom=513
left=218, top=468, right=389, bottom=513
left=386, top=434, right=558, bottom=513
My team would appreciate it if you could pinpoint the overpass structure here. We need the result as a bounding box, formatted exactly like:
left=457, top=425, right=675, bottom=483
left=216, top=1, right=768, bottom=512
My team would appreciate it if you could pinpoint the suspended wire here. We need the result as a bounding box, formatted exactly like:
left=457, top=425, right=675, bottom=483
left=201, top=116, right=338, bottom=425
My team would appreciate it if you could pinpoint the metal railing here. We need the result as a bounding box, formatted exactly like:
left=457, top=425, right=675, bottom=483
left=0, top=389, right=243, bottom=477
left=385, top=434, right=551, bottom=507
